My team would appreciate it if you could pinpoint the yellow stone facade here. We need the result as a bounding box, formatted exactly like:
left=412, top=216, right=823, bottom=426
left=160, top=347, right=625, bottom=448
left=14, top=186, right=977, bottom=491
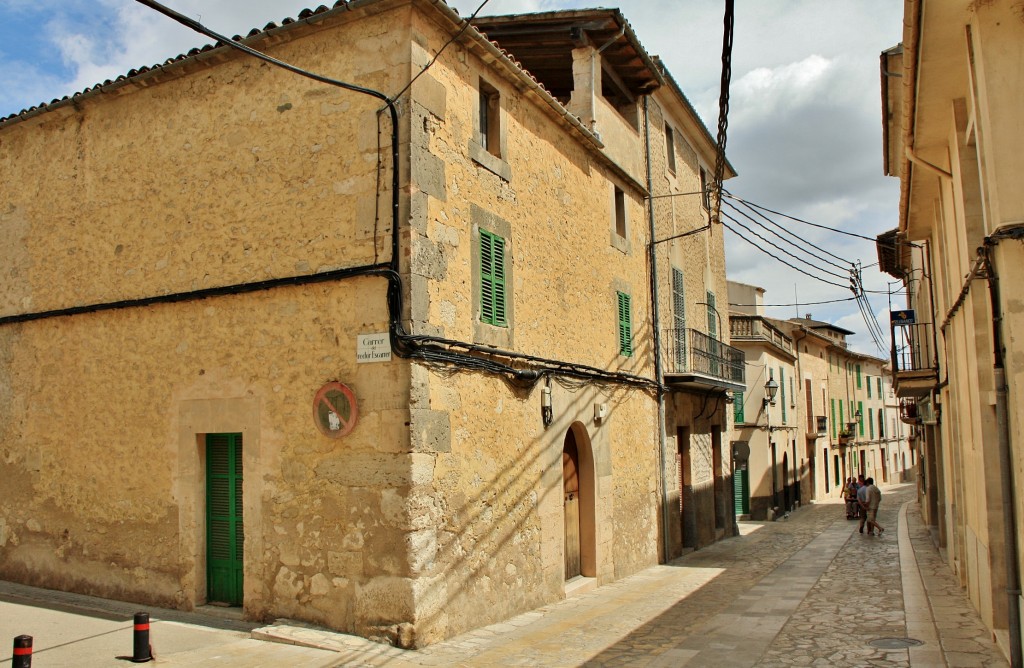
left=0, top=0, right=735, bottom=648
left=879, top=0, right=1024, bottom=660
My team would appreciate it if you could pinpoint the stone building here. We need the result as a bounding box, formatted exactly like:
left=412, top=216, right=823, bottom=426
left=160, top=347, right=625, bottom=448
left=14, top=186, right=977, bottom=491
left=727, top=282, right=799, bottom=520
left=0, top=0, right=738, bottom=648
left=877, top=0, right=1024, bottom=660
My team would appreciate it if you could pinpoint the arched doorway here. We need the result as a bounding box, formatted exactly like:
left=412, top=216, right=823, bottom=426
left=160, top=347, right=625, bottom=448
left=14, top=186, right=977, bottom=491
left=563, top=424, right=596, bottom=581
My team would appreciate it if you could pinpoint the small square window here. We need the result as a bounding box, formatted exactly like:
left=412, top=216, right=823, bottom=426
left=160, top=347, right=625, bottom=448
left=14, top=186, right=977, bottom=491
left=665, top=124, right=676, bottom=174
left=614, top=186, right=626, bottom=238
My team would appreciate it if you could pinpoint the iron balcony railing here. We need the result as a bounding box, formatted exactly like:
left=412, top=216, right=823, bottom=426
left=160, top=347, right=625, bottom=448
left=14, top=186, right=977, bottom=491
left=891, top=322, right=932, bottom=373
left=662, top=328, right=745, bottom=385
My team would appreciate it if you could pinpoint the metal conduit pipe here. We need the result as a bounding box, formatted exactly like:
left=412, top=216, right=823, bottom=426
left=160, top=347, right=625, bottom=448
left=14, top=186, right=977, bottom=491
left=643, top=95, right=672, bottom=563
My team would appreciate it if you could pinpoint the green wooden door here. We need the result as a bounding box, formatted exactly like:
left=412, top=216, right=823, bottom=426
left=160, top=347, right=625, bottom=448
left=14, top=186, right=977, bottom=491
left=733, top=461, right=749, bottom=515
left=207, top=433, right=243, bottom=606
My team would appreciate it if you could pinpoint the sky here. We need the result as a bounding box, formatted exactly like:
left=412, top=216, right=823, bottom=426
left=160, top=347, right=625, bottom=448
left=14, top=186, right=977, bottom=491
left=0, top=0, right=906, bottom=356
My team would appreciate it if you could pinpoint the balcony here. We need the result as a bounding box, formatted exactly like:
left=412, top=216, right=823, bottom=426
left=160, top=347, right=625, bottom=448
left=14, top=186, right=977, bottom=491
left=729, top=315, right=794, bottom=355
left=662, top=328, right=746, bottom=392
left=806, top=415, right=828, bottom=439
left=891, top=322, right=938, bottom=398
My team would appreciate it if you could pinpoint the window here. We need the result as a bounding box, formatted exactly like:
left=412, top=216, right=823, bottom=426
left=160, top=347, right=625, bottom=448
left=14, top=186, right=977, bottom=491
left=879, top=409, right=885, bottom=438
left=868, top=408, right=874, bottom=439
left=665, top=123, right=676, bottom=173
left=831, top=398, right=836, bottom=438
left=699, top=168, right=710, bottom=210
left=617, top=292, right=633, bottom=356
left=479, top=229, right=507, bottom=326
left=733, top=391, right=744, bottom=423
left=877, top=377, right=882, bottom=397
left=614, top=186, right=626, bottom=239
left=479, top=79, right=501, bottom=157
left=867, top=376, right=872, bottom=398
left=858, top=401, right=865, bottom=436
left=856, top=364, right=862, bottom=388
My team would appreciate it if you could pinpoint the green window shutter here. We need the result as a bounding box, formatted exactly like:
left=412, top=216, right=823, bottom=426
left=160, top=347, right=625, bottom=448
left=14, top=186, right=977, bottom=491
left=856, top=364, right=862, bottom=388
left=839, top=401, right=844, bottom=433
left=867, top=376, right=872, bottom=398
left=831, top=398, right=836, bottom=438
left=869, top=408, right=874, bottom=439
left=479, top=230, right=507, bottom=326
left=877, top=377, right=882, bottom=396
left=733, top=391, right=744, bottom=423
left=858, top=400, right=865, bottom=435
left=780, top=367, right=787, bottom=423
left=879, top=409, right=885, bottom=437
left=617, top=292, right=633, bottom=357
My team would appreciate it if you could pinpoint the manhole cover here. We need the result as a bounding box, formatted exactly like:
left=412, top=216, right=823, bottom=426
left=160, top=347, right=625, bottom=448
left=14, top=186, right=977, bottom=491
left=869, top=637, right=925, bottom=649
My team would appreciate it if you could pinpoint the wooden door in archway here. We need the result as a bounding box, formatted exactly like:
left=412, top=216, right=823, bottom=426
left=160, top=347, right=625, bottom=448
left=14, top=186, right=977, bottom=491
left=563, top=431, right=581, bottom=580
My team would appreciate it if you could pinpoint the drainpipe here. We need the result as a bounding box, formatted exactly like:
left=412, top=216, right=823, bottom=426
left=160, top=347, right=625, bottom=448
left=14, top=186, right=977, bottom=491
left=643, top=96, right=672, bottom=562
left=983, top=243, right=1023, bottom=668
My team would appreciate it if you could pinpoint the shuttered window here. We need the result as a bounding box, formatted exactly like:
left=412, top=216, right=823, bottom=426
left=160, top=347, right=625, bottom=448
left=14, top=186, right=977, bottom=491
left=617, top=292, right=633, bottom=357
left=672, top=268, right=686, bottom=369
left=831, top=398, right=836, bottom=438
left=480, top=230, right=507, bottom=327
left=858, top=400, right=865, bottom=436
left=733, top=392, right=744, bottom=423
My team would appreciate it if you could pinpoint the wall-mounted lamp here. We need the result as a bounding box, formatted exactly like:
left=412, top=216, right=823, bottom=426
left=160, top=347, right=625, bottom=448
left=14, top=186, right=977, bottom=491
left=541, top=385, right=553, bottom=428
left=763, top=378, right=779, bottom=407
left=594, top=403, right=608, bottom=423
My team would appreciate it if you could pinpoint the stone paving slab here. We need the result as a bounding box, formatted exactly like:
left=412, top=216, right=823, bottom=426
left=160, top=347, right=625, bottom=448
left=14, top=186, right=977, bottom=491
left=251, top=484, right=1008, bottom=667
left=2, top=483, right=1010, bottom=666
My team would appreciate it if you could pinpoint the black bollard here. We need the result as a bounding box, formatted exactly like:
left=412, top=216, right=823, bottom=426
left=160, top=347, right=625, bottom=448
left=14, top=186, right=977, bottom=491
left=131, top=612, right=153, bottom=663
left=12, top=635, right=32, bottom=668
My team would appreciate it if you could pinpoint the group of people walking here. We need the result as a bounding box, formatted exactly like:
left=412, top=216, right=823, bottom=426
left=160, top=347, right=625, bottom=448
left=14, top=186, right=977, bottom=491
left=843, top=475, right=885, bottom=536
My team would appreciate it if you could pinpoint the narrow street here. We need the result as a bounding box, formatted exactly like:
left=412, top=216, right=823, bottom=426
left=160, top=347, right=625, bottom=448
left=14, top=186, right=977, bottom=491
left=3, top=483, right=1002, bottom=666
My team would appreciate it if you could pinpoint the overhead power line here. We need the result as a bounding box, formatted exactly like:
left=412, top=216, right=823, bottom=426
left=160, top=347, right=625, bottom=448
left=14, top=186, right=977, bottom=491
left=721, top=210, right=850, bottom=280
left=723, top=197, right=852, bottom=269
left=720, top=213, right=852, bottom=290
left=722, top=200, right=851, bottom=273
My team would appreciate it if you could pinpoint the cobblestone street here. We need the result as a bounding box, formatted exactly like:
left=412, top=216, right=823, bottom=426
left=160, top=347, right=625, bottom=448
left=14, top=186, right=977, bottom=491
left=249, top=483, right=1007, bottom=667
left=1, top=484, right=1008, bottom=666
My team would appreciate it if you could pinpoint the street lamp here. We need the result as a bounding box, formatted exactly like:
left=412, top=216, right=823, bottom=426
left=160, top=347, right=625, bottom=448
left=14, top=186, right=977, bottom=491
left=764, top=377, right=780, bottom=514
left=763, top=378, right=779, bottom=407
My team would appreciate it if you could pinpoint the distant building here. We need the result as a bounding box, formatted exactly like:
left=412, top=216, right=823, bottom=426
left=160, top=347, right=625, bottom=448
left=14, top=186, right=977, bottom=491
left=728, top=282, right=913, bottom=519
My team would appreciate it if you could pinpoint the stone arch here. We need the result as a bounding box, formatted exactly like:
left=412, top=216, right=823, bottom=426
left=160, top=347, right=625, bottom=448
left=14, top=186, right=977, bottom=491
left=563, top=421, right=597, bottom=579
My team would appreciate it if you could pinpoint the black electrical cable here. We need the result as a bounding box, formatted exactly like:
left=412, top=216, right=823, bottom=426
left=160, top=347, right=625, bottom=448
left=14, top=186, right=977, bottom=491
left=710, top=0, right=734, bottom=227
left=728, top=296, right=858, bottom=308
left=722, top=200, right=852, bottom=274
left=122, top=0, right=663, bottom=393
left=720, top=214, right=851, bottom=290
left=721, top=210, right=850, bottom=280
left=391, top=0, right=491, bottom=102
left=723, top=198, right=852, bottom=270
left=724, top=193, right=919, bottom=246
